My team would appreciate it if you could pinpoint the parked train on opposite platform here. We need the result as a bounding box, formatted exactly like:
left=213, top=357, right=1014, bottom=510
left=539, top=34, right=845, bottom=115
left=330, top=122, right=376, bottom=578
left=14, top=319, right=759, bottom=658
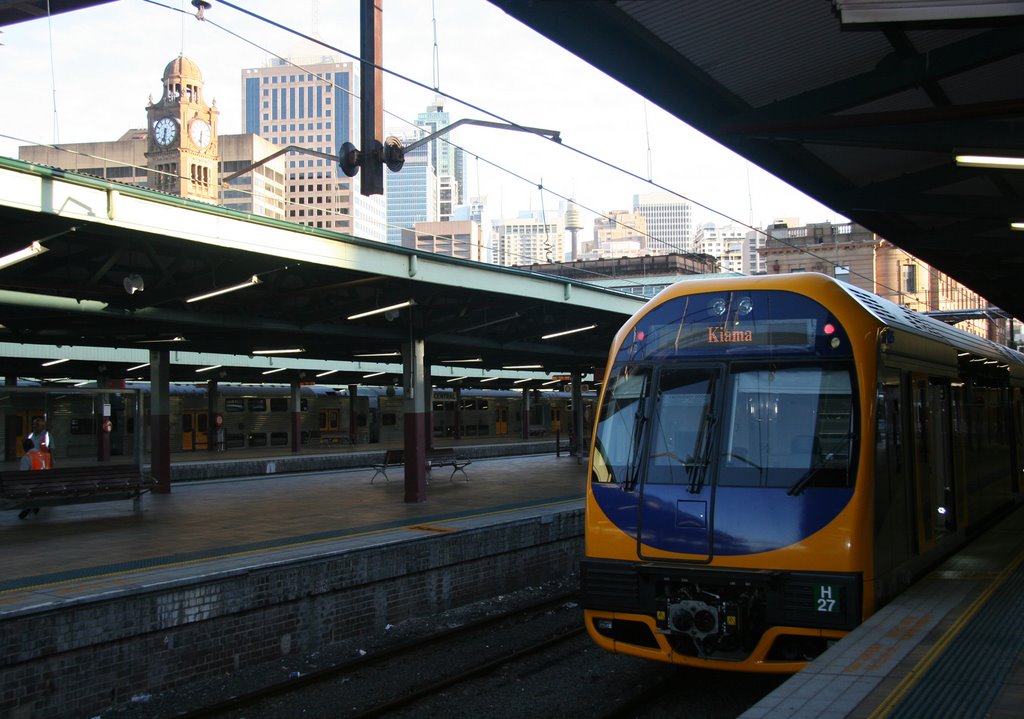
left=4, top=384, right=592, bottom=462
left=581, top=272, right=1024, bottom=673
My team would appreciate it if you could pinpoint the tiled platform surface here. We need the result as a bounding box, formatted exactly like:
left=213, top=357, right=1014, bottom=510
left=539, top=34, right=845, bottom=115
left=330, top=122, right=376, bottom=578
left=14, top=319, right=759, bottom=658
left=0, top=450, right=587, bottom=617
left=741, top=503, right=1024, bottom=719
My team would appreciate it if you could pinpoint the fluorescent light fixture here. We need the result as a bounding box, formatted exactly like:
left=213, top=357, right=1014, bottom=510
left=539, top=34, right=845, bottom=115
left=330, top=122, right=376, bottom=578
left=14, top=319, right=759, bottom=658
left=1012, top=222, right=1024, bottom=231
left=73, top=380, right=91, bottom=387
left=445, top=376, right=469, bottom=383
left=363, top=371, right=386, bottom=379
left=0, top=241, right=48, bottom=271
left=253, top=348, right=304, bottom=355
left=354, top=351, right=401, bottom=358
left=316, top=369, right=340, bottom=378
left=126, top=363, right=150, bottom=372
left=262, top=367, right=287, bottom=375
left=139, top=336, right=186, bottom=343
left=442, top=358, right=483, bottom=364
left=542, top=324, right=597, bottom=340
left=187, top=275, right=261, bottom=303
left=347, top=300, right=415, bottom=321
left=42, top=358, right=70, bottom=367
left=542, top=379, right=562, bottom=386
left=196, top=365, right=222, bottom=373
left=513, top=378, right=533, bottom=384
left=955, top=154, right=1024, bottom=170
left=480, top=377, right=499, bottom=383
left=503, top=364, right=543, bottom=370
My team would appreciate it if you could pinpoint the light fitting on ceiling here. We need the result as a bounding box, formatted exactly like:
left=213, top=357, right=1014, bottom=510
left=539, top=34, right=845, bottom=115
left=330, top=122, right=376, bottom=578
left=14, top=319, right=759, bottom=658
left=262, top=367, right=287, bottom=375
left=503, top=364, right=543, bottom=370
left=353, top=351, right=401, bottom=358
left=445, top=376, right=469, bottom=383
left=363, top=371, right=386, bottom=379
left=955, top=154, right=1024, bottom=170
left=196, top=365, right=222, bottom=373
left=252, top=348, right=304, bottom=355
left=347, top=300, right=415, bottom=321
left=126, top=363, right=150, bottom=372
left=187, top=275, right=261, bottom=303
left=0, top=241, right=48, bottom=271
left=123, top=273, right=145, bottom=295
left=42, top=358, right=70, bottom=367
left=316, top=369, right=340, bottom=378
left=541, top=324, right=598, bottom=340
left=1011, top=222, right=1024, bottom=231
left=442, top=358, right=483, bottom=364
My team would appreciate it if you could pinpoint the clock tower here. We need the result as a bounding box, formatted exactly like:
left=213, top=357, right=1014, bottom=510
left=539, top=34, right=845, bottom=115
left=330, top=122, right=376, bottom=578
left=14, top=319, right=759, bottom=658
left=146, top=55, right=219, bottom=203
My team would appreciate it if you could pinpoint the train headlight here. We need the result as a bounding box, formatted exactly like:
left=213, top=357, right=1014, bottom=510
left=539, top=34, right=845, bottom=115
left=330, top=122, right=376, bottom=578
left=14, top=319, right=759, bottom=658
left=710, top=298, right=728, bottom=316
left=737, top=297, right=753, bottom=315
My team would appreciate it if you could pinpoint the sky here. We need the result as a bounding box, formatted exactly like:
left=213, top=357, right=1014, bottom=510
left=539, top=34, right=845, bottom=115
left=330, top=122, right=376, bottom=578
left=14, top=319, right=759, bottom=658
left=0, top=0, right=845, bottom=238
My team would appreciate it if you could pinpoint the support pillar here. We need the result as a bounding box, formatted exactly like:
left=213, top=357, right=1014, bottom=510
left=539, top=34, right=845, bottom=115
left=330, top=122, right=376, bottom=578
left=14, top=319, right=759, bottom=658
left=572, top=370, right=584, bottom=464
left=521, top=387, right=531, bottom=440
left=96, top=371, right=110, bottom=462
left=207, top=379, right=220, bottom=452
left=453, top=386, right=462, bottom=440
left=403, top=338, right=428, bottom=502
left=149, top=349, right=172, bottom=493
left=291, top=381, right=302, bottom=453
left=348, top=384, right=359, bottom=445
left=4, top=375, right=16, bottom=462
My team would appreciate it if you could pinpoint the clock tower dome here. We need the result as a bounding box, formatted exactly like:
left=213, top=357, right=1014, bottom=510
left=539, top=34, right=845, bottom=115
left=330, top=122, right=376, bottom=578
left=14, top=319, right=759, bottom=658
left=146, top=55, right=219, bottom=203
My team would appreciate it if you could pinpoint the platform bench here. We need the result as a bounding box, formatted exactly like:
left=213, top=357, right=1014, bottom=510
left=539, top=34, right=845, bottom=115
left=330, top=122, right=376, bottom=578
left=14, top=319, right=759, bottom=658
left=426, top=448, right=472, bottom=481
left=0, top=464, right=156, bottom=517
left=370, top=449, right=405, bottom=484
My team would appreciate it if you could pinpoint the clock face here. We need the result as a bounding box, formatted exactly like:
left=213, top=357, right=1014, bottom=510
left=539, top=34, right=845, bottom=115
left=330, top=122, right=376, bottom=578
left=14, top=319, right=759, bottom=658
left=190, top=119, right=212, bottom=148
left=153, top=117, right=177, bottom=146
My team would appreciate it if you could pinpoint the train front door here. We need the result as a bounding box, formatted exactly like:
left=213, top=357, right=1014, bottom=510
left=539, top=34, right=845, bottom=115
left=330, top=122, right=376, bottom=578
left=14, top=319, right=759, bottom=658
left=182, top=411, right=209, bottom=450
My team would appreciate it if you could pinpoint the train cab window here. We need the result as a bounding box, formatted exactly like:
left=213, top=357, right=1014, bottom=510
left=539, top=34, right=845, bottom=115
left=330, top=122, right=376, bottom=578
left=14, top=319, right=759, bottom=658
left=646, top=368, right=719, bottom=486
left=720, top=365, right=855, bottom=489
left=592, top=367, right=651, bottom=485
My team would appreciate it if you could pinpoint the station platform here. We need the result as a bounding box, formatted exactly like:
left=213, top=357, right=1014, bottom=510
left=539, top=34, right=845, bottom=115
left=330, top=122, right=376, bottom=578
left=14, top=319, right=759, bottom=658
left=742, top=502, right=1024, bottom=719
left=0, top=447, right=586, bottom=614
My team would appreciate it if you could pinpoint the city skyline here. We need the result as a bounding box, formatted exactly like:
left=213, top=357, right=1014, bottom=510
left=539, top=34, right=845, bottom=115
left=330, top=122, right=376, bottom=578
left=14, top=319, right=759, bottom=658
left=0, top=0, right=846, bottom=246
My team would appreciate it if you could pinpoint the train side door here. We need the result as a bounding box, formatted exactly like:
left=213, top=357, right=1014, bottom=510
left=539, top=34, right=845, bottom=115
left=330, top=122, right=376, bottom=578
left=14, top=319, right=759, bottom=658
left=907, top=373, right=955, bottom=554
left=496, top=406, right=509, bottom=436
left=182, top=411, right=209, bottom=451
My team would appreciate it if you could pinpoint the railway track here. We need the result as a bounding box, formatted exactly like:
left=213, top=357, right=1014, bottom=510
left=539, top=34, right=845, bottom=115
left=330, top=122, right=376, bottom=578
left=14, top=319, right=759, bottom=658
left=174, top=592, right=579, bottom=719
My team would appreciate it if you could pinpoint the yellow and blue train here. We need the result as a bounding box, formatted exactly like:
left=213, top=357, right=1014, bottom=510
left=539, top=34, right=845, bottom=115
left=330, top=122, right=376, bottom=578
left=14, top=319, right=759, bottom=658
left=581, top=273, right=1024, bottom=672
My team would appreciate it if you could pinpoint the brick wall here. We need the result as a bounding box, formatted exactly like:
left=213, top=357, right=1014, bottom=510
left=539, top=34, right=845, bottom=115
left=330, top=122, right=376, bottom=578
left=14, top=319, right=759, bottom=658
left=0, top=510, right=583, bottom=718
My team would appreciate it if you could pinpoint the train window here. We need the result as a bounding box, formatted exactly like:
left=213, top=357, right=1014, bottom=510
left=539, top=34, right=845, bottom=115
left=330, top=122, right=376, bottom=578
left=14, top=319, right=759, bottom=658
left=646, top=368, right=719, bottom=486
left=270, top=398, right=288, bottom=412
left=270, top=432, right=288, bottom=446
left=382, top=413, right=397, bottom=426
left=248, top=398, right=267, bottom=412
left=225, top=432, right=245, bottom=448
left=225, top=398, right=245, bottom=412
left=592, top=366, right=651, bottom=485
left=719, top=364, right=854, bottom=489
left=70, top=418, right=95, bottom=435
left=248, top=432, right=268, bottom=447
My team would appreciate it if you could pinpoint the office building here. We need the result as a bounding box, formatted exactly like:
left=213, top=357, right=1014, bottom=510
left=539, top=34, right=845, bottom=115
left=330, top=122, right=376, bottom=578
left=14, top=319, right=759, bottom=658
left=693, top=222, right=748, bottom=273
left=241, top=48, right=386, bottom=242
left=384, top=131, right=438, bottom=246
left=416, top=97, right=465, bottom=221
left=493, top=210, right=564, bottom=267
left=633, top=191, right=693, bottom=254
left=404, top=220, right=483, bottom=262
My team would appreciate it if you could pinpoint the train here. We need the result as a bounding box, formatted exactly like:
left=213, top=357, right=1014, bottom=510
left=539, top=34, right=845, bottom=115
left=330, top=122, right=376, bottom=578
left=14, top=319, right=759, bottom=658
left=580, top=272, right=1024, bottom=673
left=2, top=384, right=593, bottom=462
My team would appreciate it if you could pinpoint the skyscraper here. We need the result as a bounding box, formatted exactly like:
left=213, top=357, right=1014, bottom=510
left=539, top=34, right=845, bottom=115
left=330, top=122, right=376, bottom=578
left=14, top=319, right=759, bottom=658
left=241, top=47, right=385, bottom=243
left=384, top=131, right=438, bottom=246
left=416, top=97, right=465, bottom=221
left=495, top=210, right=565, bottom=267
left=632, top=191, right=693, bottom=254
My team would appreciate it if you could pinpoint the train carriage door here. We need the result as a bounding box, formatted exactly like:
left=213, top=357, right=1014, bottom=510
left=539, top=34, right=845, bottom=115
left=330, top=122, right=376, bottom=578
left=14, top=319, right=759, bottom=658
left=637, top=365, right=722, bottom=563
left=181, top=410, right=209, bottom=451
left=907, top=373, right=954, bottom=553
left=496, top=405, right=509, bottom=436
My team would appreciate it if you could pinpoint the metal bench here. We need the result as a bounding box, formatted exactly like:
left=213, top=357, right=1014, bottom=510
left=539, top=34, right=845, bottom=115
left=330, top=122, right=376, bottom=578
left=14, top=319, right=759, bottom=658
left=426, top=448, right=472, bottom=481
left=370, top=449, right=404, bottom=484
left=0, top=464, right=155, bottom=517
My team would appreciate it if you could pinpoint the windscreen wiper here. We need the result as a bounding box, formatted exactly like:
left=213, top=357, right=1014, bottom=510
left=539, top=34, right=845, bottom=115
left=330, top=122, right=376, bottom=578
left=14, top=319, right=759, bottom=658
left=623, top=413, right=647, bottom=491
left=689, top=414, right=716, bottom=494
left=787, top=434, right=852, bottom=496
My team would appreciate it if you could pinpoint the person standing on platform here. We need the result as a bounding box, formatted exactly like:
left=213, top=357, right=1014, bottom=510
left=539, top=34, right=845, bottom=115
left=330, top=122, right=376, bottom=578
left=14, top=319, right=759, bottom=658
left=18, top=436, right=48, bottom=519
left=27, top=417, right=53, bottom=467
